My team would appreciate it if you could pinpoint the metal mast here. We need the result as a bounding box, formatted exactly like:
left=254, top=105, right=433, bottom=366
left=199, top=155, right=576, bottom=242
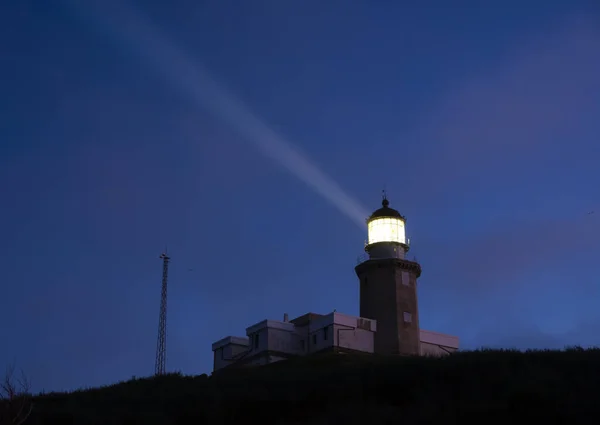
left=155, top=252, right=170, bottom=376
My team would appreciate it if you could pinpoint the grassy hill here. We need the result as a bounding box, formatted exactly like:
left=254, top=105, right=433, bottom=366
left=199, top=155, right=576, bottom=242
left=17, top=347, right=600, bottom=424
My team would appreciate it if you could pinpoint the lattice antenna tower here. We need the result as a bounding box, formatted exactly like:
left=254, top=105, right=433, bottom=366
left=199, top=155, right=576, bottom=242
left=155, top=251, right=170, bottom=376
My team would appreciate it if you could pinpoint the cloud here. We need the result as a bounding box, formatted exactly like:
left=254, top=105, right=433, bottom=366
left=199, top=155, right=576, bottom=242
left=464, top=316, right=600, bottom=351
left=405, top=18, right=600, bottom=201
left=404, top=17, right=600, bottom=294
left=63, top=0, right=370, bottom=229
left=421, top=211, right=600, bottom=350
left=465, top=322, right=565, bottom=350
left=440, top=213, right=600, bottom=291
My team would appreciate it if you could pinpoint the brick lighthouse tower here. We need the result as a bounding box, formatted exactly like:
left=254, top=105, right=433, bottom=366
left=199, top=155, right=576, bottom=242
left=355, top=194, right=422, bottom=356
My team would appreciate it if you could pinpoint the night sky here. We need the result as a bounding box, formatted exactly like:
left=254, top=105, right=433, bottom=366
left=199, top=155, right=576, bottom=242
left=1, top=0, right=600, bottom=392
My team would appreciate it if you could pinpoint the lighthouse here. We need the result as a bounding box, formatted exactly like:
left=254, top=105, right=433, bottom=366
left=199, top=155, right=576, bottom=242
left=355, top=194, right=422, bottom=356
left=210, top=193, right=460, bottom=373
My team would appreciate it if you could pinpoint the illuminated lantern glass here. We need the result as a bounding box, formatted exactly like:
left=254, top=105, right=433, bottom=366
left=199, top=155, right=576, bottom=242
left=367, top=217, right=406, bottom=245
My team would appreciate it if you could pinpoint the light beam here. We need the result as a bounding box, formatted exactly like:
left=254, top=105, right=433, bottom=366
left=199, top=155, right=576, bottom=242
left=65, top=0, right=369, bottom=228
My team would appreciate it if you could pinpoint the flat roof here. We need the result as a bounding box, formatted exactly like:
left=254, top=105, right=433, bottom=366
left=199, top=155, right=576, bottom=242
left=290, top=312, right=325, bottom=327
left=246, top=319, right=296, bottom=335
left=420, top=329, right=459, bottom=349
left=211, top=335, right=249, bottom=351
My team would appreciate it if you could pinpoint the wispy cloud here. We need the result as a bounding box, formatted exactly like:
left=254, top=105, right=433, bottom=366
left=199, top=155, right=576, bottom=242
left=407, top=18, right=600, bottom=200
left=62, top=0, right=370, bottom=229
left=465, top=315, right=600, bottom=350
left=440, top=213, right=599, bottom=291
left=410, top=18, right=600, bottom=286
left=409, top=18, right=600, bottom=349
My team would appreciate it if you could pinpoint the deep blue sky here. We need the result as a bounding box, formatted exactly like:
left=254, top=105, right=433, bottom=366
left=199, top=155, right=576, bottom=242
left=1, top=0, right=599, bottom=392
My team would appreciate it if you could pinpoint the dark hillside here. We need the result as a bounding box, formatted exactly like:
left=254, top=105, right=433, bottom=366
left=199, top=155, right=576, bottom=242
left=22, top=348, right=600, bottom=424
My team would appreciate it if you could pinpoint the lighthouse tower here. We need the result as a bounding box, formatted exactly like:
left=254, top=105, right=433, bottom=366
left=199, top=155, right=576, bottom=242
left=355, top=194, right=422, bottom=356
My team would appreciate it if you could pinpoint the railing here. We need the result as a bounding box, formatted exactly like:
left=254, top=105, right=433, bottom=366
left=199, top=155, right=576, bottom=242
left=356, top=251, right=419, bottom=265
left=356, top=253, right=369, bottom=265
left=363, top=237, right=411, bottom=247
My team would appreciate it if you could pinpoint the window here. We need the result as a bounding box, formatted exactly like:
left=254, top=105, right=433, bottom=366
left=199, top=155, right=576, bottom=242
left=368, top=217, right=406, bottom=245
left=403, top=312, right=412, bottom=323
left=402, top=271, right=410, bottom=286
left=323, top=326, right=329, bottom=341
left=254, top=333, right=259, bottom=348
left=312, top=334, right=317, bottom=345
left=300, top=339, right=305, bottom=350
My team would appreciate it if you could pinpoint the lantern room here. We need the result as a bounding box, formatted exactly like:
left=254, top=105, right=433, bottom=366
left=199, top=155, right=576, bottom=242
left=365, top=197, right=409, bottom=259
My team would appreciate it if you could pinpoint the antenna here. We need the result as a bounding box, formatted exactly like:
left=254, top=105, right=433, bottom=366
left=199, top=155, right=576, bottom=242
left=382, top=184, right=387, bottom=201
left=155, top=251, right=170, bottom=376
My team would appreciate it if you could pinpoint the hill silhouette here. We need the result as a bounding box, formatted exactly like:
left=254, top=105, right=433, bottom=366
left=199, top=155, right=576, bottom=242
left=13, top=347, right=600, bottom=424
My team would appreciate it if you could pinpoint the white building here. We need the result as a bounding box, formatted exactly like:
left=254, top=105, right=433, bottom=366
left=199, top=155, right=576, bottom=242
left=211, top=196, right=460, bottom=373
left=212, top=311, right=459, bottom=372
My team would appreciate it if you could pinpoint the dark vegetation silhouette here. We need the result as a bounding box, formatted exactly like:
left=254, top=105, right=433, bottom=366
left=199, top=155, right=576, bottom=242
left=18, top=347, right=600, bottom=424
left=0, top=364, right=33, bottom=425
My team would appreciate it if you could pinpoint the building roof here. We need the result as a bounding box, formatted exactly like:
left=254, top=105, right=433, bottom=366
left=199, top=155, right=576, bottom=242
left=420, top=329, right=460, bottom=349
left=289, top=312, right=325, bottom=327
left=211, top=335, right=249, bottom=351
left=367, top=198, right=405, bottom=222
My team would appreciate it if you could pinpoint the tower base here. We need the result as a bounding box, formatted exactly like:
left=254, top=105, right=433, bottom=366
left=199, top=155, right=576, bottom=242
left=355, top=257, right=422, bottom=356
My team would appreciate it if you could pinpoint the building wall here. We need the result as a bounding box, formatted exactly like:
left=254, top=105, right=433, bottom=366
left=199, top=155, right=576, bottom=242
left=307, top=323, right=334, bottom=353
left=247, top=327, right=268, bottom=355
left=211, top=312, right=378, bottom=372
left=336, top=326, right=374, bottom=352
left=420, top=342, right=458, bottom=356
left=296, top=312, right=376, bottom=354
left=419, top=329, right=459, bottom=357
left=267, top=327, right=303, bottom=355
left=238, top=352, right=293, bottom=369
left=246, top=320, right=297, bottom=355
left=306, top=316, right=333, bottom=353
left=356, top=258, right=421, bottom=356
left=212, top=337, right=249, bottom=371
left=210, top=312, right=459, bottom=373
left=268, top=355, right=289, bottom=364
left=244, top=353, right=270, bottom=367
left=293, top=324, right=309, bottom=354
